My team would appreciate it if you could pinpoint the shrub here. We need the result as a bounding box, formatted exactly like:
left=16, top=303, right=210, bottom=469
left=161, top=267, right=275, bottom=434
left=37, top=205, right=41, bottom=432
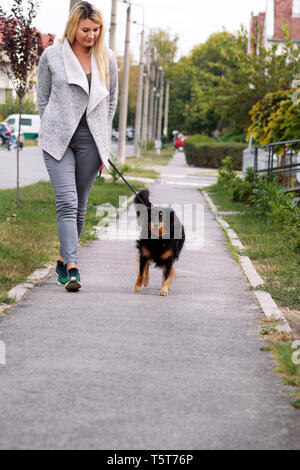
left=221, top=130, right=247, bottom=143
left=218, top=157, right=254, bottom=202
left=185, top=136, right=246, bottom=170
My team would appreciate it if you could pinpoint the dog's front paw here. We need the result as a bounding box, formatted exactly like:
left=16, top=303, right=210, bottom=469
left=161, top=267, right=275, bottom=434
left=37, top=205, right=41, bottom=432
left=134, top=283, right=142, bottom=292
left=160, top=288, right=169, bottom=296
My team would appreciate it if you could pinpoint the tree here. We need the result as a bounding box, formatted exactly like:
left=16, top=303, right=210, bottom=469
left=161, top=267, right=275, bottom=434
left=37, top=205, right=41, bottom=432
left=0, top=0, right=41, bottom=207
left=149, top=28, right=179, bottom=70
left=168, top=24, right=300, bottom=137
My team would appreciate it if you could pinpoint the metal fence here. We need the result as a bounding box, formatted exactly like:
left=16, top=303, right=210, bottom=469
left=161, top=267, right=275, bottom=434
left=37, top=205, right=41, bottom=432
left=253, top=139, right=300, bottom=190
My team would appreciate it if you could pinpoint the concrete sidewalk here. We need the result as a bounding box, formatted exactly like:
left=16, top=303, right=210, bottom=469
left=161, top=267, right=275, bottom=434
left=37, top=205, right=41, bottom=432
left=0, top=152, right=299, bottom=450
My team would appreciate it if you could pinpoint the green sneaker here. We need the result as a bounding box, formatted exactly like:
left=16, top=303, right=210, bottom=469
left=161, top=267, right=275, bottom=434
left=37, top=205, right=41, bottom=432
left=55, top=260, right=68, bottom=285
left=65, top=268, right=81, bottom=291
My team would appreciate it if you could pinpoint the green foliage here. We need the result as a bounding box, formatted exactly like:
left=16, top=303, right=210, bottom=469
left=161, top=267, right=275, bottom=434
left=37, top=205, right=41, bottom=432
left=168, top=25, right=300, bottom=137
left=273, top=342, right=300, bottom=379
left=0, top=91, right=37, bottom=120
left=145, top=139, right=154, bottom=151
left=217, top=156, right=253, bottom=202
left=248, top=88, right=300, bottom=151
left=221, top=130, right=247, bottom=143
left=108, top=154, right=129, bottom=183
left=217, top=157, right=300, bottom=252
left=184, top=137, right=246, bottom=170
left=149, top=29, right=179, bottom=69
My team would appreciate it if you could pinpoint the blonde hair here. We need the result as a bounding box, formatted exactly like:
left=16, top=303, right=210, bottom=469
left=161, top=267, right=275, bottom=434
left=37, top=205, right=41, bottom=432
left=62, top=1, right=109, bottom=87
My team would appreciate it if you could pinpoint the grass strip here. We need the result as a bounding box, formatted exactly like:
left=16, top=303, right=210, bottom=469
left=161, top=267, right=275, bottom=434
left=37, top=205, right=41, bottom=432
left=0, top=178, right=145, bottom=304
left=205, top=183, right=300, bottom=312
left=126, top=146, right=174, bottom=167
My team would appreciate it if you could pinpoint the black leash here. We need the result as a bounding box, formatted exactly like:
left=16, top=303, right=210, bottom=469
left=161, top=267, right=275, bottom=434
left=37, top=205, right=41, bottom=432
left=107, top=158, right=151, bottom=207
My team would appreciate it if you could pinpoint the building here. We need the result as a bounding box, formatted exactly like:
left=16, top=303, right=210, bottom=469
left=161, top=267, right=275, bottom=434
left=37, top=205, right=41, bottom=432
left=248, top=0, right=300, bottom=54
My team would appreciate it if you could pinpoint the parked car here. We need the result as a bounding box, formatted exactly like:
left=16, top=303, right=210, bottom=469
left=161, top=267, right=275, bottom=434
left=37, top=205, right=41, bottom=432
left=0, top=122, right=12, bottom=147
left=126, top=128, right=134, bottom=141
left=5, top=113, right=40, bottom=139
left=6, top=125, right=24, bottom=150
left=112, top=128, right=119, bottom=141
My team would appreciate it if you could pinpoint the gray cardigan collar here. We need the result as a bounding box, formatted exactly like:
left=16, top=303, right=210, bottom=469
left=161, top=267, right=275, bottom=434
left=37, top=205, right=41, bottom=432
left=61, top=37, right=109, bottom=117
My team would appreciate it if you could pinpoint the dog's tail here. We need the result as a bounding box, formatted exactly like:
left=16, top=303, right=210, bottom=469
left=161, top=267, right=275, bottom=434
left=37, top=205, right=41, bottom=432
left=134, top=189, right=152, bottom=208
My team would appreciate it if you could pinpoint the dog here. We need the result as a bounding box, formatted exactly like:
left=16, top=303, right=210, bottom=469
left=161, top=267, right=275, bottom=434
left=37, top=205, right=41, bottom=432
left=134, top=189, right=185, bottom=296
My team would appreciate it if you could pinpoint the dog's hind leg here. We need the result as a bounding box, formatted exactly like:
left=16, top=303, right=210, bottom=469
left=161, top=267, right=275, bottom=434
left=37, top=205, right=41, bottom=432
left=160, top=263, right=174, bottom=296
left=143, top=259, right=150, bottom=287
left=134, top=256, right=149, bottom=292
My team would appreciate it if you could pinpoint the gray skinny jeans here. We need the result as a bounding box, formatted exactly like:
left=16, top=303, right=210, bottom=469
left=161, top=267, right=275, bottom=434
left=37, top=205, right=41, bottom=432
left=43, top=123, right=102, bottom=266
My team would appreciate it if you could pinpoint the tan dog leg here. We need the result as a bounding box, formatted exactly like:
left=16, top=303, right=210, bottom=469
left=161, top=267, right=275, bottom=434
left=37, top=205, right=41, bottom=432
left=160, top=266, right=175, bottom=296
left=143, top=260, right=150, bottom=287
left=135, top=257, right=149, bottom=291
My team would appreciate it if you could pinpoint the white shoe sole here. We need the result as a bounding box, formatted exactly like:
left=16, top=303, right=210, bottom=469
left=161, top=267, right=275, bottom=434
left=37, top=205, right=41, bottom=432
left=65, top=277, right=81, bottom=292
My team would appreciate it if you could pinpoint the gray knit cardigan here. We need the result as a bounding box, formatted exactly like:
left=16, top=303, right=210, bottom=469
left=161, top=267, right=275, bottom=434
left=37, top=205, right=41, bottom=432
left=36, top=37, right=118, bottom=171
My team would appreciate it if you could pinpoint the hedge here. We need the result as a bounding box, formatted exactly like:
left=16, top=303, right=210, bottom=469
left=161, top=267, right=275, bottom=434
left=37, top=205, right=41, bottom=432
left=184, top=136, right=247, bottom=170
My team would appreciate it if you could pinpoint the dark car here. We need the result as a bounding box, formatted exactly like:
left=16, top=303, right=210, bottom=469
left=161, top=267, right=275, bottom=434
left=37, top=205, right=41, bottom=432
left=0, top=122, right=12, bottom=147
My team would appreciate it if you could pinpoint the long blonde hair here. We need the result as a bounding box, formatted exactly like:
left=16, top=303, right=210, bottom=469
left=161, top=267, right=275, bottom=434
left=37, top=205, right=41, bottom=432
left=62, top=1, right=109, bottom=87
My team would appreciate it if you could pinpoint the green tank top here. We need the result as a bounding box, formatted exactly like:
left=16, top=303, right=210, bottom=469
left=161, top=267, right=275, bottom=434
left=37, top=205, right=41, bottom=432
left=79, top=73, right=92, bottom=126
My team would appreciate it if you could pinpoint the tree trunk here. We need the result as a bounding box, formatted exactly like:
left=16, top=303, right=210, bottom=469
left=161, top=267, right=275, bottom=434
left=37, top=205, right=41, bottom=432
left=16, top=96, right=22, bottom=208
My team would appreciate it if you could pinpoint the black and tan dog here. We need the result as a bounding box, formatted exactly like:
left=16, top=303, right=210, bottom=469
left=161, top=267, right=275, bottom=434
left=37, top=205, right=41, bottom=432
left=134, top=189, right=185, bottom=296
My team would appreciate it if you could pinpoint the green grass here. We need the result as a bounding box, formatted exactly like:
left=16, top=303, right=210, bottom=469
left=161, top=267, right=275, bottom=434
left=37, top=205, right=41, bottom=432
left=272, top=341, right=300, bottom=406
left=0, top=178, right=145, bottom=304
left=126, top=146, right=174, bottom=167
left=102, top=165, right=158, bottom=179
left=23, top=139, right=38, bottom=147
left=206, top=183, right=300, bottom=311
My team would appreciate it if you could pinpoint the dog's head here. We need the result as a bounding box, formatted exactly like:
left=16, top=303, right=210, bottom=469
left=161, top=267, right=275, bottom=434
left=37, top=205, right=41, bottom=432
left=136, top=205, right=182, bottom=240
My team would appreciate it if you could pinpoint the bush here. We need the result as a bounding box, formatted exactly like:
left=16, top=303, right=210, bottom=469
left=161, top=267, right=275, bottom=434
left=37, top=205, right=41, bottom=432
left=185, top=135, right=246, bottom=170
left=221, top=130, right=247, bottom=143
left=218, top=157, right=253, bottom=202
left=217, top=157, right=300, bottom=252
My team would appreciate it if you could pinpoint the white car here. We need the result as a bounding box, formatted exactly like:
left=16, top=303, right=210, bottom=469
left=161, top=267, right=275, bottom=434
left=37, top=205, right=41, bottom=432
left=5, top=114, right=40, bottom=139
left=112, top=128, right=119, bottom=141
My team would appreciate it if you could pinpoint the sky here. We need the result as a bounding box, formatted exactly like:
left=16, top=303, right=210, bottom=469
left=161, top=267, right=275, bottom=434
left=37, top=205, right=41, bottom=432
left=4, top=0, right=268, bottom=61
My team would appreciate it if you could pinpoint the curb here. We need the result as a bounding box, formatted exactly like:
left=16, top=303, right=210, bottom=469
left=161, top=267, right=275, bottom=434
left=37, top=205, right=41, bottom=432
left=202, top=190, right=292, bottom=334
left=0, top=190, right=143, bottom=317
left=0, top=265, right=54, bottom=317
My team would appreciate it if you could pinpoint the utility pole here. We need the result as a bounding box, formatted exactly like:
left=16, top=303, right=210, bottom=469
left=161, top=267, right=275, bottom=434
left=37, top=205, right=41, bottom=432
left=141, top=38, right=150, bottom=146
left=148, top=62, right=155, bottom=141
left=69, top=0, right=79, bottom=10
left=133, top=28, right=145, bottom=157
left=117, top=4, right=131, bottom=165
left=163, top=79, right=170, bottom=138
left=152, top=67, right=159, bottom=142
left=156, top=67, right=164, bottom=140
left=109, top=0, right=118, bottom=54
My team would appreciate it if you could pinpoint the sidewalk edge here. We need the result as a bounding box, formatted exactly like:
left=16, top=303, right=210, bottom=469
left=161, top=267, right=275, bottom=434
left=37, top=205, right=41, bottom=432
left=0, top=193, right=139, bottom=317
left=202, top=190, right=292, bottom=334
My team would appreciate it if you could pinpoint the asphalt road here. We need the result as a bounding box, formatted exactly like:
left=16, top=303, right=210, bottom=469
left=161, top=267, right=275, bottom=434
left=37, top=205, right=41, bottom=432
left=0, top=142, right=134, bottom=189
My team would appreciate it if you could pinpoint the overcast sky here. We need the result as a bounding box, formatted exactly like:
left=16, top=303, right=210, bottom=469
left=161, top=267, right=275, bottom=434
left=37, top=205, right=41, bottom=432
left=4, top=0, right=268, bottom=60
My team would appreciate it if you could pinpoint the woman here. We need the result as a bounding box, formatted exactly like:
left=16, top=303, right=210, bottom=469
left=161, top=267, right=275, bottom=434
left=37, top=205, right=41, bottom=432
left=36, top=1, right=118, bottom=292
